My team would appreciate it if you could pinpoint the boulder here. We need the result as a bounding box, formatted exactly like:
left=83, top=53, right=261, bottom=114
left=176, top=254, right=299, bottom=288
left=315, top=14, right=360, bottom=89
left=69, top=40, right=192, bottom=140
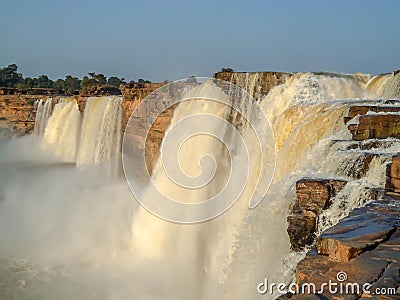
left=288, top=179, right=347, bottom=251
left=348, top=114, right=400, bottom=140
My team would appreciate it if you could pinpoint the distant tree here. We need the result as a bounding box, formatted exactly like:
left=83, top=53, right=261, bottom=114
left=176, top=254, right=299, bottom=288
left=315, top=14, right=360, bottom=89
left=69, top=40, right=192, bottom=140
left=107, top=76, right=124, bottom=87
left=94, top=73, right=107, bottom=85
left=53, top=79, right=65, bottom=91
left=138, top=78, right=151, bottom=83
left=36, top=75, right=53, bottom=88
left=80, top=76, right=98, bottom=89
left=0, top=64, right=24, bottom=87
left=19, top=77, right=37, bottom=89
left=64, top=75, right=81, bottom=94
left=221, top=67, right=234, bottom=72
left=87, top=72, right=107, bottom=85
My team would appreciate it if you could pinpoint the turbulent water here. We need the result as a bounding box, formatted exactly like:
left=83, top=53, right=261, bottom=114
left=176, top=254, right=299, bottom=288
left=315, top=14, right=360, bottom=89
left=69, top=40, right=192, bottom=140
left=43, top=98, right=81, bottom=162
left=0, top=72, right=398, bottom=299
left=76, top=96, right=122, bottom=175
left=34, top=98, right=53, bottom=136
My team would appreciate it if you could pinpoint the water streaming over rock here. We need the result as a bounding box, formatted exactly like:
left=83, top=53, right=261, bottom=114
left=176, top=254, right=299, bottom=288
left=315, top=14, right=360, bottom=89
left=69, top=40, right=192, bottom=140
left=382, top=72, right=400, bottom=98
left=0, top=72, right=397, bottom=299
left=43, top=98, right=81, bottom=162
left=76, top=96, right=123, bottom=175
left=33, top=96, right=123, bottom=173
left=366, top=73, right=392, bottom=96
left=34, top=98, right=53, bottom=136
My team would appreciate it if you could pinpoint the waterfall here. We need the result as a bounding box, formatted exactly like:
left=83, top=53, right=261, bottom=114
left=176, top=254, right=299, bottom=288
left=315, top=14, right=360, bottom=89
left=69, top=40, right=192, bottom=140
left=126, top=73, right=377, bottom=299
left=229, top=72, right=291, bottom=100
left=34, top=98, right=53, bottom=136
left=43, top=98, right=81, bottom=162
left=0, top=72, right=394, bottom=300
left=382, top=72, right=400, bottom=98
left=33, top=96, right=123, bottom=173
left=76, top=96, right=122, bottom=174
left=366, top=73, right=392, bottom=96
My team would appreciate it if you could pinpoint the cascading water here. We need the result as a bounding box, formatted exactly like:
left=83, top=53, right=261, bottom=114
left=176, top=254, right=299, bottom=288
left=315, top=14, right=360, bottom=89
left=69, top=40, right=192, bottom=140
left=33, top=98, right=53, bottom=136
left=32, top=96, right=123, bottom=172
left=0, top=72, right=396, bottom=299
left=366, top=73, right=392, bottom=96
left=382, top=72, right=400, bottom=98
left=76, top=96, right=122, bottom=175
left=43, top=98, right=81, bottom=162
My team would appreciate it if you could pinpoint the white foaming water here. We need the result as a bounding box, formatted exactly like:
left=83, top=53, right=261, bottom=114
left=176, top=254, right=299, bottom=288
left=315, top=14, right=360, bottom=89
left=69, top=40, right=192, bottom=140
left=318, top=155, right=390, bottom=233
left=382, top=72, right=400, bottom=98
left=76, top=96, right=122, bottom=175
left=261, top=73, right=369, bottom=125
left=366, top=73, right=392, bottom=96
left=34, top=98, right=53, bottom=136
left=43, top=98, right=81, bottom=162
left=0, top=73, right=393, bottom=299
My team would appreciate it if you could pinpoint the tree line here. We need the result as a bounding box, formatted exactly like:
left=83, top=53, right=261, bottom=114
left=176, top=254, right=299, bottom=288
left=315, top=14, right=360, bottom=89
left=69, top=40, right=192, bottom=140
left=0, top=64, right=151, bottom=94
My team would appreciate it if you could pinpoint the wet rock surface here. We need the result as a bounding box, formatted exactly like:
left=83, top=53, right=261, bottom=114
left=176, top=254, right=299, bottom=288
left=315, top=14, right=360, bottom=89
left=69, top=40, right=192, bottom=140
left=292, top=197, right=400, bottom=299
left=288, top=179, right=347, bottom=251
left=213, top=71, right=290, bottom=99
left=386, top=155, right=400, bottom=193
left=0, top=95, right=37, bottom=137
left=345, top=105, right=400, bottom=123
left=348, top=114, right=400, bottom=141
left=286, top=104, right=400, bottom=299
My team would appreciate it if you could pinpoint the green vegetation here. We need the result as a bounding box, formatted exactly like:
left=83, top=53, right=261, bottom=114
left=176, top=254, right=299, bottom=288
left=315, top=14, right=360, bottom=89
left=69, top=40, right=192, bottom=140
left=0, top=64, right=153, bottom=94
left=0, top=64, right=23, bottom=87
left=220, top=67, right=234, bottom=72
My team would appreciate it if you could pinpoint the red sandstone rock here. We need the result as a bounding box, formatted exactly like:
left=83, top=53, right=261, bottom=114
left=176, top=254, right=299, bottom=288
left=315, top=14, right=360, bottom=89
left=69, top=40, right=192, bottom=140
left=292, top=197, right=400, bottom=299
left=213, top=71, right=290, bottom=99
left=348, top=114, right=400, bottom=140
left=345, top=105, right=400, bottom=124
left=385, top=155, right=400, bottom=193
left=0, top=95, right=37, bottom=136
left=287, top=179, right=347, bottom=251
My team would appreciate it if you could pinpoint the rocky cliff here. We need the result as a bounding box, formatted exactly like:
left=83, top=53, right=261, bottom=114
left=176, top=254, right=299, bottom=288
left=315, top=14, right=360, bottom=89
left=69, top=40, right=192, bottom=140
left=213, top=71, right=290, bottom=99
left=0, top=95, right=37, bottom=138
left=285, top=103, right=400, bottom=299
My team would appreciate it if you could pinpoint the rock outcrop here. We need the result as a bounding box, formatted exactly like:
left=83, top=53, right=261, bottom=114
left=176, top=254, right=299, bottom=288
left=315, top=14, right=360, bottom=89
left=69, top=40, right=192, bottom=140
left=79, top=85, right=121, bottom=97
left=288, top=179, right=347, bottom=251
left=293, top=196, right=400, bottom=299
left=120, top=82, right=175, bottom=173
left=348, top=114, right=400, bottom=141
left=386, top=155, right=400, bottom=194
left=0, top=95, right=37, bottom=137
left=213, top=71, right=290, bottom=99
left=285, top=102, right=400, bottom=299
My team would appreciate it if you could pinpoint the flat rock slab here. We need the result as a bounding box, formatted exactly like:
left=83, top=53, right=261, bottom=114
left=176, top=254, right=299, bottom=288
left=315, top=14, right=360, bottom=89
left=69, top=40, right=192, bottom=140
left=288, top=179, right=347, bottom=251
left=318, top=198, right=399, bottom=262
left=345, top=105, right=400, bottom=123
left=348, top=114, right=400, bottom=141
left=292, top=196, right=400, bottom=299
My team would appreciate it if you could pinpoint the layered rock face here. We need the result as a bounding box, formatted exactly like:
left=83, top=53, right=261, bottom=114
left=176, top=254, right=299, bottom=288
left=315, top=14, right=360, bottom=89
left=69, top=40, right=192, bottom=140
left=288, top=179, right=347, bottom=251
left=213, top=71, right=290, bottom=99
left=348, top=114, right=400, bottom=140
left=386, top=155, right=400, bottom=194
left=0, top=95, right=37, bottom=138
left=286, top=102, right=400, bottom=299
left=293, top=197, right=400, bottom=299
left=120, top=82, right=174, bottom=173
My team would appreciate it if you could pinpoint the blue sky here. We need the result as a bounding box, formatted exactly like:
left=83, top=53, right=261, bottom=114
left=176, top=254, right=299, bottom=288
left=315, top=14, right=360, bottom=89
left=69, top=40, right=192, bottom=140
left=1, top=0, right=399, bottom=81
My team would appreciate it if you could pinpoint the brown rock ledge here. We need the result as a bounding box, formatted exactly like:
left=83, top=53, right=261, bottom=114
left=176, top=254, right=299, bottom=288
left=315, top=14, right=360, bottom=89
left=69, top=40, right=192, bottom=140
left=288, top=179, right=347, bottom=251
left=290, top=196, right=400, bottom=299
